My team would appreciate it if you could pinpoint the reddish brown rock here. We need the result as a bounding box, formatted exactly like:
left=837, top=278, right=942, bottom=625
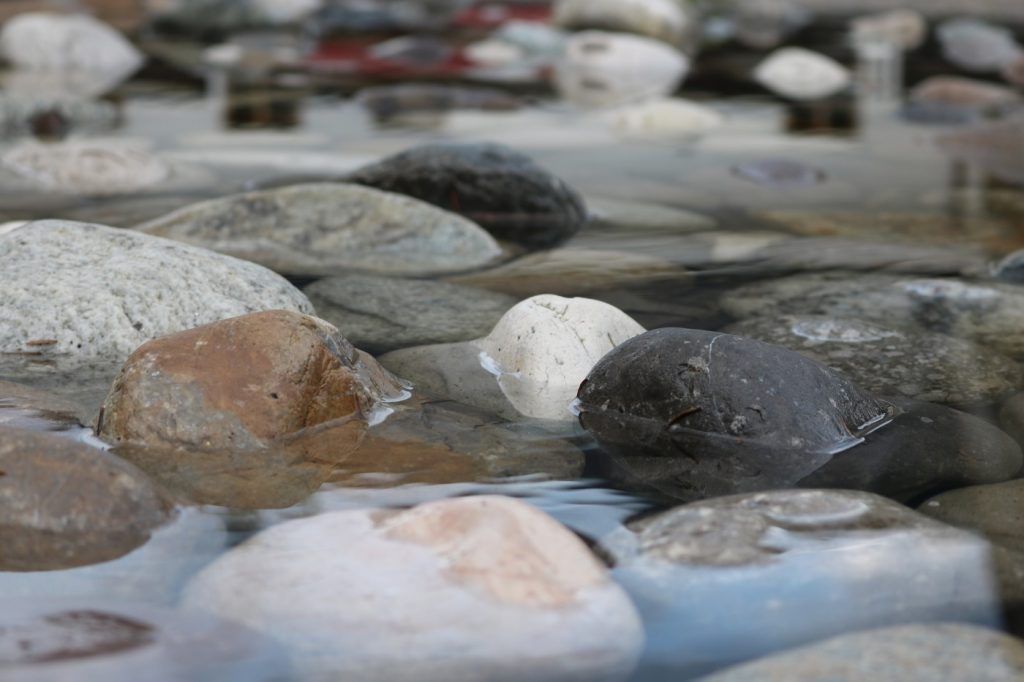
left=0, top=427, right=171, bottom=571
left=95, top=310, right=406, bottom=507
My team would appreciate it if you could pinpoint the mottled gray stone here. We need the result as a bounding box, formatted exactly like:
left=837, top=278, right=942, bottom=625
left=695, top=623, right=1024, bottom=682
left=721, top=272, right=1024, bottom=362
left=0, top=220, right=312, bottom=363
left=724, top=315, right=1023, bottom=405
left=135, top=183, right=502, bottom=277
left=604, top=489, right=1011, bottom=680
left=921, top=479, right=1024, bottom=555
left=304, top=275, right=516, bottom=354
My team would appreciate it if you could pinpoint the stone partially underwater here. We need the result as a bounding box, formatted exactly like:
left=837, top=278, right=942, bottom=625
left=577, top=328, right=1022, bottom=503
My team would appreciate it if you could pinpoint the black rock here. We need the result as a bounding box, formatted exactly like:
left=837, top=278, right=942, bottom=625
left=346, top=143, right=586, bottom=249
left=577, top=328, right=894, bottom=500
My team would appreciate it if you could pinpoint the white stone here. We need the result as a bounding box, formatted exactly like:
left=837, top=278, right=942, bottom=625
left=555, top=31, right=689, bottom=108
left=135, top=183, right=503, bottom=277
left=937, top=18, right=1023, bottom=73
left=252, top=0, right=323, bottom=24
left=183, top=496, right=643, bottom=682
left=553, top=0, right=692, bottom=47
left=851, top=9, right=927, bottom=50
left=606, top=98, right=723, bottom=140
left=754, top=47, right=851, bottom=100
left=0, top=220, right=313, bottom=362
left=465, top=39, right=527, bottom=68
left=476, top=295, right=646, bottom=420
left=2, top=141, right=171, bottom=195
left=0, top=13, right=143, bottom=85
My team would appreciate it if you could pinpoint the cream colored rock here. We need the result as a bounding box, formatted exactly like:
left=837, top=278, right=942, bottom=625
left=2, top=141, right=171, bottom=195
left=553, top=0, right=692, bottom=47
left=606, top=98, right=723, bottom=140
left=555, top=31, right=689, bottom=108
left=754, top=47, right=851, bottom=100
left=183, top=496, right=643, bottom=682
left=476, top=295, right=646, bottom=420
left=851, top=9, right=927, bottom=50
left=0, top=13, right=142, bottom=84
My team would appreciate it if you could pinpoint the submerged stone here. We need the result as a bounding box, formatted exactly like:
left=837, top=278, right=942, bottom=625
left=0, top=220, right=312, bottom=363
left=724, top=315, right=1023, bottom=404
left=603, top=490, right=1006, bottom=678
left=696, top=623, right=1024, bottom=682
left=554, top=31, right=690, bottom=108
left=753, top=48, right=851, bottom=101
left=135, top=183, right=502, bottom=277
left=905, top=76, right=1022, bottom=125
left=346, top=143, right=585, bottom=250
left=96, top=310, right=406, bottom=509
left=577, top=328, right=893, bottom=500
left=0, top=427, right=171, bottom=571
left=731, top=158, right=825, bottom=189
left=0, top=599, right=288, bottom=682
left=553, top=0, right=694, bottom=47
left=304, top=275, right=515, bottom=355
left=381, top=295, right=645, bottom=421
left=183, top=496, right=643, bottom=682
left=0, top=380, right=87, bottom=429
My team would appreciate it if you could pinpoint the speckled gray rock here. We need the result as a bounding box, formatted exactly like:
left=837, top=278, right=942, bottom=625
left=721, top=272, right=1024, bottom=362
left=920, top=480, right=1024, bottom=555
left=0, top=427, right=172, bottom=571
left=694, top=623, right=1024, bottom=682
left=346, top=143, right=586, bottom=249
left=135, top=183, right=502, bottom=277
left=724, top=315, right=1023, bottom=405
left=0, top=220, right=312, bottom=362
left=303, top=275, right=516, bottom=354
left=602, top=489, right=1007, bottom=679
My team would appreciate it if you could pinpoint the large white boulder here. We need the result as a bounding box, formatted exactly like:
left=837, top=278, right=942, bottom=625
left=0, top=13, right=143, bottom=85
left=182, top=496, right=644, bottom=682
left=0, top=220, right=313, bottom=362
left=554, top=31, right=689, bottom=108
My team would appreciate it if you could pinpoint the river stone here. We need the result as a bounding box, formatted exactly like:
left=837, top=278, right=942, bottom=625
left=723, top=315, right=1023, bottom=405
left=0, top=427, right=171, bottom=571
left=937, top=18, right=1023, bottom=74
left=851, top=9, right=927, bottom=50
left=921, top=479, right=1024, bottom=555
left=0, top=220, right=312, bottom=363
left=605, top=98, right=723, bottom=140
left=303, top=275, right=515, bottom=355
left=1004, top=53, right=1024, bottom=87
left=381, top=295, right=645, bottom=421
left=720, top=272, right=1024, bottom=362
left=183, top=496, right=643, bottom=682
left=553, top=0, right=693, bottom=47
left=905, top=76, right=1023, bottom=124
left=732, top=0, right=811, bottom=50
left=0, top=13, right=142, bottom=84
left=1, top=141, right=171, bottom=195
left=0, top=379, right=87, bottom=429
left=577, top=328, right=895, bottom=500
left=554, top=31, right=690, bottom=108
left=602, top=489, right=1005, bottom=679
left=0, top=599, right=288, bottom=682
left=753, top=48, right=851, bottom=100
left=335, top=397, right=584, bottom=486
left=731, top=159, right=825, bottom=189
left=584, top=197, right=716, bottom=232
left=96, top=310, right=406, bottom=508
left=695, top=623, right=1024, bottom=682
left=345, top=143, right=585, bottom=249
left=135, top=183, right=501, bottom=277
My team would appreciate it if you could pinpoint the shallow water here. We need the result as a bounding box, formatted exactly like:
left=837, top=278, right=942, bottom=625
left=3, top=11, right=1024, bottom=680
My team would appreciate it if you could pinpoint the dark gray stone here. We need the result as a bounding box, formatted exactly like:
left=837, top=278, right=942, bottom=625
left=346, top=143, right=586, bottom=249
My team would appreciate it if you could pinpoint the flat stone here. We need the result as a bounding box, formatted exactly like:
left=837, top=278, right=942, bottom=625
left=0, top=220, right=312, bottom=363
left=96, top=310, right=406, bottom=509
left=183, top=496, right=643, bottom=682
left=724, top=315, right=1023, bottom=405
left=336, top=398, right=584, bottom=486
left=0, top=427, right=171, bottom=571
left=381, top=295, right=645, bottom=421
left=584, top=197, right=716, bottom=232
left=695, top=623, right=1024, bottom=682
left=135, top=183, right=502, bottom=277
left=905, top=76, right=1022, bottom=124
left=921, top=479, right=1024, bottom=554
left=0, top=599, right=288, bottom=682
left=753, top=48, right=851, bottom=100
left=603, top=490, right=1007, bottom=678
left=345, top=143, right=585, bottom=249
left=721, top=272, right=1024, bottom=362
left=304, top=275, right=516, bottom=355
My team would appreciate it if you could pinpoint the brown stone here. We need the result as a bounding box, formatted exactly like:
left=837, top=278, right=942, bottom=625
left=0, top=427, right=171, bottom=571
left=96, top=310, right=406, bottom=507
